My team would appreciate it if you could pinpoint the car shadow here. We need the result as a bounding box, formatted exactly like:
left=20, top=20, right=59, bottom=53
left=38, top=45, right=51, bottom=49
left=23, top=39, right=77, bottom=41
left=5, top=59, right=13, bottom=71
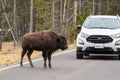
left=83, top=55, right=119, bottom=60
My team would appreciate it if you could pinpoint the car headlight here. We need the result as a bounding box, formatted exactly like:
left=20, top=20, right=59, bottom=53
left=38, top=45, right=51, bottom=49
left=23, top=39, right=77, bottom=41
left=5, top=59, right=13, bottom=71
left=78, top=38, right=84, bottom=45
left=115, top=40, right=120, bottom=45
left=80, top=32, right=89, bottom=38
left=111, top=33, right=120, bottom=39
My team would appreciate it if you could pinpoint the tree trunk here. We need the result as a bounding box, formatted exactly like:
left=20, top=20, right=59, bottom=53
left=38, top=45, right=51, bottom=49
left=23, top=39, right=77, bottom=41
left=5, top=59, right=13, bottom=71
left=98, top=0, right=102, bottom=15
left=66, top=0, right=70, bottom=27
left=52, top=0, right=55, bottom=28
left=106, top=0, right=109, bottom=14
left=78, top=0, right=82, bottom=15
left=14, top=0, right=18, bottom=41
left=60, top=0, right=63, bottom=28
left=73, top=0, right=77, bottom=26
left=92, top=0, right=95, bottom=14
left=63, top=0, right=66, bottom=21
left=30, top=0, right=33, bottom=32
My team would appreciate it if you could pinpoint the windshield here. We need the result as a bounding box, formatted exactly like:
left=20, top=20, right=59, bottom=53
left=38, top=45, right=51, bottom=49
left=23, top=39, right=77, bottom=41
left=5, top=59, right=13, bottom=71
left=84, top=18, right=120, bottom=29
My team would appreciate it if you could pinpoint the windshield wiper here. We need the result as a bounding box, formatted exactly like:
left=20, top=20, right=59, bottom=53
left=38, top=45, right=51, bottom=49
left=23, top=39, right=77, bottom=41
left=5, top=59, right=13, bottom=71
left=88, top=27, right=112, bottom=29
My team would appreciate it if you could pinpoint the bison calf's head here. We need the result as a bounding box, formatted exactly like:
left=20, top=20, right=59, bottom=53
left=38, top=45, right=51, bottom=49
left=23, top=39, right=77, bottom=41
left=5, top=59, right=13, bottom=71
left=57, top=36, right=68, bottom=50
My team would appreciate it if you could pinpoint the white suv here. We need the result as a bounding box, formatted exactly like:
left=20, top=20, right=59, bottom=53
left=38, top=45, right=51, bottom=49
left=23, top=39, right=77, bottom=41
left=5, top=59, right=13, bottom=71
left=76, top=15, right=120, bottom=59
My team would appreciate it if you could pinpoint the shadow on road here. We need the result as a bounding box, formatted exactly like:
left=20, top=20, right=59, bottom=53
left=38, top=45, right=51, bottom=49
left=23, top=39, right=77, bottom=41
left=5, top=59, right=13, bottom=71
left=83, top=55, right=119, bottom=60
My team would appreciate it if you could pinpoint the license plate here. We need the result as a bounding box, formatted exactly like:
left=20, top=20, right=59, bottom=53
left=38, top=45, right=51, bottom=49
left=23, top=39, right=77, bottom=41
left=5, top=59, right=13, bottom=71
left=94, top=44, right=104, bottom=49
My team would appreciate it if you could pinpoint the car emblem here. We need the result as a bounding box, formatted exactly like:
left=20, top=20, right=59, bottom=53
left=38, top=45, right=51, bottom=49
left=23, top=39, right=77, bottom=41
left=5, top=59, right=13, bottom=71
left=98, top=37, right=102, bottom=40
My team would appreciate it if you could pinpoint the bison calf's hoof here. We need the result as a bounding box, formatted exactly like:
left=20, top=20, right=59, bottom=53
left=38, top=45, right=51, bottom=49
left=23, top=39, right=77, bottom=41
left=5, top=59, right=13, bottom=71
left=49, top=65, right=52, bottom=69
left=20, top=64, right=23, bottom=67
left=49, top=66, right=52, bottom=69
left=20, top=63, right=23, bottom=67
left=44, top=64, right=47, bottom=68
left=30, top=64, right=34, bottom=68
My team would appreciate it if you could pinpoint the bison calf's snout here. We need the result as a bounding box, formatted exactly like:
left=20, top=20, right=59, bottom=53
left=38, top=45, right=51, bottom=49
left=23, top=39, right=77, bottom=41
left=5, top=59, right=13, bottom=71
left=20, top=30, right=68, bottom=68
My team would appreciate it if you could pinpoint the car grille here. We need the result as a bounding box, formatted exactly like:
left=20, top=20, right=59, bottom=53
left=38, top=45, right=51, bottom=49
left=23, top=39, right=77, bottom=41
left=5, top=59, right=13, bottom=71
left=86, top=35, right=113, bottom=43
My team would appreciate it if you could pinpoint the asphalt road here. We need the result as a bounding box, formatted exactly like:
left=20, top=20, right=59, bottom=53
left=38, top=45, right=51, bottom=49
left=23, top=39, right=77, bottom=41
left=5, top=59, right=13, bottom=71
left=0, top=49, right=120, bottom=80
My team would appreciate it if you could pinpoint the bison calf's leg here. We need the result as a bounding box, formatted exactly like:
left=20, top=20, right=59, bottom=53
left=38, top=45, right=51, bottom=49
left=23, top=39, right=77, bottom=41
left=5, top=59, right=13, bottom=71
left=48, top=53, right=52, bottom=69
left=20, top=49, right=27, bottom=67
left=42, top=52, right=48, bottom=68
left=27, top=50, right=34, bottom=67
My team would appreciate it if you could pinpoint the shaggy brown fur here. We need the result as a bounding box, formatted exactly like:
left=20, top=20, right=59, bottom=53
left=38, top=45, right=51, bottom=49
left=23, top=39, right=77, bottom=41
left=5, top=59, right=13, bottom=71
left=20, top=30, right=68, bottom=68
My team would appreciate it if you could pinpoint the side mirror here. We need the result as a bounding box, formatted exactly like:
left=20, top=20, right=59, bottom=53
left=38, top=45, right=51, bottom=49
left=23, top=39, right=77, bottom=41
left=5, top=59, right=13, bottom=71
left=76, top=25, right=81, bottom=30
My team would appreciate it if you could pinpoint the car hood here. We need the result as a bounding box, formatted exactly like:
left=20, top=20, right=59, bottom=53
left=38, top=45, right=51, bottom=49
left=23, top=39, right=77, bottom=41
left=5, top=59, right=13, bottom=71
left=80, top=27, right=120, bottom=35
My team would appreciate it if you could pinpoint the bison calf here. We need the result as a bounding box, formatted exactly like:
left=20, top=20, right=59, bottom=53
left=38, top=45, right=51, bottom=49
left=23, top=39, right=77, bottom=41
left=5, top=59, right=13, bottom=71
left=20, top=30, right=68, bottom=68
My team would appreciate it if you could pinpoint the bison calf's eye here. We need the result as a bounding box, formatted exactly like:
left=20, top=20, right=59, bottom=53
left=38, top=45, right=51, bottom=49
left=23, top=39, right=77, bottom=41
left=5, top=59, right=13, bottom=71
left=41, top=38, right=43, bottom=41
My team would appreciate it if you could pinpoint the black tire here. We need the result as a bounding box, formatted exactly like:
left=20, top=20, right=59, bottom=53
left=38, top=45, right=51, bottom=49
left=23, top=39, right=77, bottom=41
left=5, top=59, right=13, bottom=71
left=76, top=51, right=83, bottom=59
left=118, top=55, right=120, bottom=60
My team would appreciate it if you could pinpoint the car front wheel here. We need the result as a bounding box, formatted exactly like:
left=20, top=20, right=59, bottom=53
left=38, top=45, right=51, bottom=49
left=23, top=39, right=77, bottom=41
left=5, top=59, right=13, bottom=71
left=118, top=55, right=120, bottom=60
left=76, top=51, right=83, bottom=59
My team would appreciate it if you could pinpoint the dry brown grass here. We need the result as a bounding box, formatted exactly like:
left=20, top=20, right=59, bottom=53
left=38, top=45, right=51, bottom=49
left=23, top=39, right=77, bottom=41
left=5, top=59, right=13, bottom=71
left=0, top=41, right=76, bottom=67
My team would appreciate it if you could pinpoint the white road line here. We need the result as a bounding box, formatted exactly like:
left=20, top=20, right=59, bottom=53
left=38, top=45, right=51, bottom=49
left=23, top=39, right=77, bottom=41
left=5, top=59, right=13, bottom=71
left=0, top=49, right=75, bottom=72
